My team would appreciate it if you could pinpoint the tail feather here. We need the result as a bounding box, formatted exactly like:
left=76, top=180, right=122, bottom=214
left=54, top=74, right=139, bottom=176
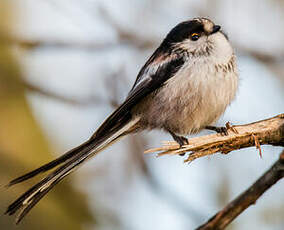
left=5, top=137, right=108, bottom=222
left=16, top=177, right=61, bottom=224
left=5, top=140, right=95, bottom=216
left=5, top=116, right=140, bottom=223
left=7, top=139, right=93, bottom=187
left=8, top=155, right=85, bottom=224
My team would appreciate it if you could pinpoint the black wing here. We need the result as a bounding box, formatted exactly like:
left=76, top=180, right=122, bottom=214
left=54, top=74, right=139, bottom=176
left=93, top=48, right=185, bottom=139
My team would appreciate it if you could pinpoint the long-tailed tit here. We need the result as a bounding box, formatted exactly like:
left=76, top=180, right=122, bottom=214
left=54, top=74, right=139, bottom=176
left=5, top=18, right=238, bottom=223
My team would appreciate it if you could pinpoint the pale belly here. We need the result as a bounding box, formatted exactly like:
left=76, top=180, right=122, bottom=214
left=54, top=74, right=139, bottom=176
left=134, top=60, right=238, bottom=135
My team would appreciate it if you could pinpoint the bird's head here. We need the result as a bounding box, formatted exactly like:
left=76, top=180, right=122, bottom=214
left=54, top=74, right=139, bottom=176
left=162, top=18, right=233, bottom=62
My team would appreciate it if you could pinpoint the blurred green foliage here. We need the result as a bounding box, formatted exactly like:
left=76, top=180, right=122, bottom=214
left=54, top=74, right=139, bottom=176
left=0, top=1, right=94, bottom=229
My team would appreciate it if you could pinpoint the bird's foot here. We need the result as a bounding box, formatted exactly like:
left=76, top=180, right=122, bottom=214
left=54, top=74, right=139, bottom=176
left=168, top=131, right=189, bottom=156
left=225, top=122, right=238, bottom=134
left=206, top=122, right=238, bottom=136
left=206, top=125, right=228, bottom=135
left=174, top=135, right=189, bottom=147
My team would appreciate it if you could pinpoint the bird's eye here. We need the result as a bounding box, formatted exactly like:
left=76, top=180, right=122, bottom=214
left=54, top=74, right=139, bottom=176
left=191, top=33, right=200, bottom=41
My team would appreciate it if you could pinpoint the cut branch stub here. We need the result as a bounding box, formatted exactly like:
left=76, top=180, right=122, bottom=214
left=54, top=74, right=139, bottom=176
left=145, top=114, right=284, bottom=163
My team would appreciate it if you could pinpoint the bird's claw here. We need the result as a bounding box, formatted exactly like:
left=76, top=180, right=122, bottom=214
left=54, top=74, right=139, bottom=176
left=206, top=122, right=238, bottom=136
left=216, top=126, right=228, bottom=136
left=174, top=136, right=188, bottom=156
left=176, top=136, right=189, bottom=147
left=225, top=122, right=238, bottom=134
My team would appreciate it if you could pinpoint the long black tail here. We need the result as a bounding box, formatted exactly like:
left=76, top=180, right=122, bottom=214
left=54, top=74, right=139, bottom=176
left=5, top=116, right=140, bottom=224
left=7, top=139, right=93, bottom=187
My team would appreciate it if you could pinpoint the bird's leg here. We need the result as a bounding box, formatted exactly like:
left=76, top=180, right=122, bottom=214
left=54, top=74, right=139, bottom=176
left=167, top=131, right=188, bottom=156
left=169, top=131, right=189, bottom=147
left=168, top=131, right=188, bottom=156
left=206, top=122, right=237, bottom=136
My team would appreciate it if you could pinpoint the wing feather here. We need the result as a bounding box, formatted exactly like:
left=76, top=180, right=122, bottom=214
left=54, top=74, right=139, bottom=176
left=93, top=50, right=185, bottom=139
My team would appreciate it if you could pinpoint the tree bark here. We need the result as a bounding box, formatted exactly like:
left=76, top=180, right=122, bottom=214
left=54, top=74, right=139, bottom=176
left=145, top=114, right=284, bottom=229
left=145, top=114, right=284, bottom=163
left=196, top=150, right=284, bottom=230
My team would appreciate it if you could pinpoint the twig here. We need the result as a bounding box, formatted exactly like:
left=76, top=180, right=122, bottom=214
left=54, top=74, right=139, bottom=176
left=98, top=6, right=156, bottom=49
left=23, top=80, right=105, bottom=106
left=196, top=150, right=284, bottom=230
left=145, top=114, right=284, bottom=162
left=252, top=133, right=262, bottom=158
left=12, top=38, right=118, bottom=51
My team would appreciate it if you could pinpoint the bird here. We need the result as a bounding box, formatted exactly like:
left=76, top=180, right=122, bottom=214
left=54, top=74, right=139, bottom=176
left=5, top=17, right=238, bottom=223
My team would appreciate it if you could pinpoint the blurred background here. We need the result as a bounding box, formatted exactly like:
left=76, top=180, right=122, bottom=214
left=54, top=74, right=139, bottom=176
left=0, top=0, right=284, bottom=229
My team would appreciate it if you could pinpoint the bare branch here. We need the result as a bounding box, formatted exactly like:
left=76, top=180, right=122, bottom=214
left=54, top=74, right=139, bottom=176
left=145, top=114, right=284, bottom=162
left=98, top=7, right=156, bottom=49
left=10, top=38, right=118, bottom=51
left=23, top=80, right=105, bottom=106
left=196, top=150, right=284, bottom=230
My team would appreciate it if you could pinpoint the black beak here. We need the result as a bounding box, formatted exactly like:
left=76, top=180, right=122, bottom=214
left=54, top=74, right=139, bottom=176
left=211, top=25, right=221, bottom=34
